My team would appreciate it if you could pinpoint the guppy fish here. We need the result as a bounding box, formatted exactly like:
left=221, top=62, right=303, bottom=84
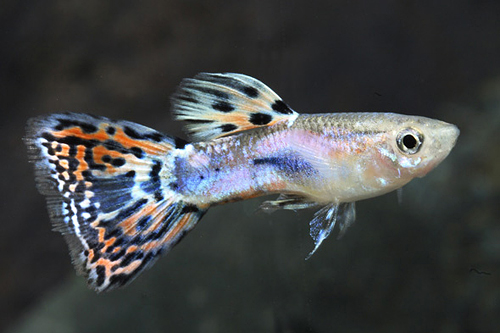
left=25, top=73, right=459, bottom=292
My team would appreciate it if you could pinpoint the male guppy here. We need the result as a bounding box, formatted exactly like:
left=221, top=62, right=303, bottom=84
left=25, top=73, right=459, bottom=292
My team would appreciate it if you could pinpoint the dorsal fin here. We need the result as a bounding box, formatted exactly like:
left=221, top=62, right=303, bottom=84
left=172, top=73, right=299, bottom=141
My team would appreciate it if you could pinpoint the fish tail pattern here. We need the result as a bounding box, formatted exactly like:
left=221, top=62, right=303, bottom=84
left=172, top=72, right=299, bottom=141
left=25, top=112, right=206, bottom=292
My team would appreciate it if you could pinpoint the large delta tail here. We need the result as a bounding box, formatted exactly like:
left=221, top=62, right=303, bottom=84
left=25, top=113, right=206, bottom=292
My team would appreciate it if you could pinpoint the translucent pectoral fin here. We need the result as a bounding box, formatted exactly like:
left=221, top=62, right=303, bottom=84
left=306, top=202, right=356, bottom=259
left=397, top=188, right=403, bottom=205
left=259, top=194, right=319, bottom=213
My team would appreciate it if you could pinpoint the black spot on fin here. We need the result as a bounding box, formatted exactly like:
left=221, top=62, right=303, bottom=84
left=172, top=73, right=299, bottom=141
left=24, top=112, right=206, bottom=292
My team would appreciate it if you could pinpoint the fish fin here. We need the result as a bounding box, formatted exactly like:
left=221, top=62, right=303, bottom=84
left=25, top=112, right=206, bottom=292
left=172, top=72, right=299, bottom=141
left=259, top=194, right=318, bottom=213
left=306, top=202, right=356, bottom=259
left=397, top=188, right=403, bottom=205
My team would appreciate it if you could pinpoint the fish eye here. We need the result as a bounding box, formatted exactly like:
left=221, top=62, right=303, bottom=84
left=396, top=128, right=423, bottom=154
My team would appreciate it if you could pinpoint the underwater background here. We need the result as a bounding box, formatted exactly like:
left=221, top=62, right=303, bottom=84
left=1, top=0, right=499, bottom=332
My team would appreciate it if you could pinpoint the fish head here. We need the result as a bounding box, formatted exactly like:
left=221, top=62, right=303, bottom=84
left=382, top=114, right=460, bottom=179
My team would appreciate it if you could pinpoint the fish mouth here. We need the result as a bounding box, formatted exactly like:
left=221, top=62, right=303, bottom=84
left=445, top=123, right=460, bottom=147
left=440, top=123, right=460, bottom=153
left=416, top=122, right=460, bottom=178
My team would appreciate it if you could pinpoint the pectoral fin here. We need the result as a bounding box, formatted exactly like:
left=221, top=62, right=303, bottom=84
left=259, top=194, right=319, bottom=213
left=306, top=202, right=356, bottom=259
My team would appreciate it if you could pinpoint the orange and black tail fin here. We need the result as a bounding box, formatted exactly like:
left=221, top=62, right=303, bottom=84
left=25, top=112, right=206, bottom=292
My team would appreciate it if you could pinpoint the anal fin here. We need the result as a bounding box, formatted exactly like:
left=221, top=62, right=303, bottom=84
left=306, top=202, right=356, bottom=259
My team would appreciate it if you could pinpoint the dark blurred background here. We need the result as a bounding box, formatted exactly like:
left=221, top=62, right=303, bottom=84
left=1, top=0, right=499, bottom=332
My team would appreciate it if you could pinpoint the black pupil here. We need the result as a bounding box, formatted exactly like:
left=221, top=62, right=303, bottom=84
left=403, top=134, right=417, bottom=149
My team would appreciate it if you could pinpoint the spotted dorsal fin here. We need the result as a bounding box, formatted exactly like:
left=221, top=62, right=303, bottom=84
left=172, top=73, right=299, bottom=141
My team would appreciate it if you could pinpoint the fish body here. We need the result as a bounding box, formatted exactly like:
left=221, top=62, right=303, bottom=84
left=25, top=73, right=459, bottom=292
left=178, top=112, right=457, bottom=206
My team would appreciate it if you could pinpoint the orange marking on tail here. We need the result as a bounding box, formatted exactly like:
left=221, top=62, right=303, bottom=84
left=135, top=212, right=194, bottom=253
left=87, top=249, right=95, bottom=262
left=162, top=212, right=193, bottom=244
left=118, top=202, right=159, bottom=236
left=144, top=202, right=171, bottom=234
left=92, top=255, right=142, bottom=279
left=50, top=125, right=172, bottom=160
left=126, top=245, right=138, bottom=253
left=101, top=237, right=117, bottom=253
left=92, top=145, right=125, bottom=163
left=74, top=145, right=89, bottom=181
left=59, top=159, right=69, bottom=169
left=51, top=127, right=110, bottom=141
left=140, top=240, right=161, bottom=252
left=55, top=143, right=70, bottom=158
left=95, top=258, right=116, bottom=277
left=112, top=260, right=142, bottom=275
left=98, top=227, right=106, bottom=243
left=113, top=128, right=171, bottom=155
left=91, top=145, right=126, bottom=174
